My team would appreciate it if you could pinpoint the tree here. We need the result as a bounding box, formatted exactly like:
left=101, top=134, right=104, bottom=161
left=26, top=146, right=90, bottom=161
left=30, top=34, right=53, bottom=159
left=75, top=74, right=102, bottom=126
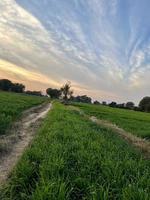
left=11, top=83, right=25, bottom=93
left=71, top=95, right=92, bottom=103
left=102, top=101, right=107, bottom=105
left=126, top=102, right=134, bottom=109
left=139, top=96, right=150, bottom=112
left=0, top=79, right=25, bottom=93
left=109, top=102, right=117, bottom=107
left=77, top=95, right=92, bottom=103
left=117, top=103, right=125, bottom=109
left=93, top=100, right=100, bottom=105
left=0, top=79, right=12, bottom=91
left=134, top=106, right=140, bottom=111
left=46, top=88, right=61, bottom=99
left=25, top=91, right=42, bottom=96
left=61, top=82, right=73, bottom=101
left=146, top=102, right=150, bottom=112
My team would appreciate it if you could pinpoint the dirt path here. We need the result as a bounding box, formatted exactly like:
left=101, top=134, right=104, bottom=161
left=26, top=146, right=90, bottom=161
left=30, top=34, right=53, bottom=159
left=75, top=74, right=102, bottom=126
left=0, top=103, right=51, bottom=184
left=90, top=116, right=150, bottom=159
left=69, top=106, right=150, bottom=159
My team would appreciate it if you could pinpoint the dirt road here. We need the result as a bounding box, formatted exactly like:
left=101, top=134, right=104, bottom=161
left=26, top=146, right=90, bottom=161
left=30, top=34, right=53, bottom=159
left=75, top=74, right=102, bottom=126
left=68, top=105, right=150, bottom=159
left=0, top=103, right=51, bottom=184
left=90, top=116, right=150, bottom=159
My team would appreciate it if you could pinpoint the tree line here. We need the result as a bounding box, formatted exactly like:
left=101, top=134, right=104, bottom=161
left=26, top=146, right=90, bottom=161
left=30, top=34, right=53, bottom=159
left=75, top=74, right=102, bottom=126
left=0, top=79, right=43, bottom=96
left=0, top=79, right=25, bottom=93
left=46, top=82, right=150, bottom=112
left=101, top=99, right=150, bottom=112
left=0, top=79, right=150, bottom=112
left=93, top=99, right=150, bottom=112
left=46, top=82, right=92, bottom=104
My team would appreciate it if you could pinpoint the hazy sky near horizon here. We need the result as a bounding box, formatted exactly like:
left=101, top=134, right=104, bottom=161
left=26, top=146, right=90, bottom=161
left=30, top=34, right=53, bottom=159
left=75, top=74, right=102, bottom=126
left=0, top=0, right=150, bottom=103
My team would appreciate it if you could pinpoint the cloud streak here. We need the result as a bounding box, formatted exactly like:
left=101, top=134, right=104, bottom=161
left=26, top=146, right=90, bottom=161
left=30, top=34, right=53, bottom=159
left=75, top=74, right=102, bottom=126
left=0, top=59, right=60, bottom=87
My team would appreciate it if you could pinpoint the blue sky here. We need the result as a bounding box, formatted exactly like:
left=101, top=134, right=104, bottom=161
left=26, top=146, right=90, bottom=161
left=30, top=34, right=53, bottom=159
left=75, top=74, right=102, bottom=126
left=0, top=0, right=150, bottom=103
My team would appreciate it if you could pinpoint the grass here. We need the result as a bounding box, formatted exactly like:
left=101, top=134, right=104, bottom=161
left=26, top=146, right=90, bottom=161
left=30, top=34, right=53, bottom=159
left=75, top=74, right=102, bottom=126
left=72, top=103, right=150, bottom=139
left=1, top=103, right=149, bottom=200
left=0, top=91, right=48, bottom=135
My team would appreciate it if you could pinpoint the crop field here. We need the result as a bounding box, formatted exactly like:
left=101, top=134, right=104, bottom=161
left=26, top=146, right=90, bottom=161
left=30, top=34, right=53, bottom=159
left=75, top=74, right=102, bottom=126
left=0, top=91, right=47, bottom=135
left=72, top=103, right=150, bottom=139
left=1, top=103, right=149, bottom=200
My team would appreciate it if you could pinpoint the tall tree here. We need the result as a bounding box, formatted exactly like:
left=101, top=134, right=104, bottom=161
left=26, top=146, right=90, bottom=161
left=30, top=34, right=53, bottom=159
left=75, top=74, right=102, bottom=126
left=61, top=82, right=73, bottom=101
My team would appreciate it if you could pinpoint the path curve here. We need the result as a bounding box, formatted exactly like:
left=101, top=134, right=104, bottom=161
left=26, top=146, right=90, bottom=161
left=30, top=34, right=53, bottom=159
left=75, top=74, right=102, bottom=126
left=68, top=105, right=150, bottom=159
left=0, top=103, right=51, bottom=184
left=90, top=116, right=150, bottom=159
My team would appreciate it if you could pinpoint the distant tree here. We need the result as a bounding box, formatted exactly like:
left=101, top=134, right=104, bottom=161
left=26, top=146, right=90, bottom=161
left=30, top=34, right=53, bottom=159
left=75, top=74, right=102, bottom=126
left=109, top=101, right=117, bottom=107
left=134, top=106, right=140, bottom=111
left=102, top=101, right=107, bottom=105
left=25, top=91, right=42, bottom=96
left=0, top=79, right=25, bottom=93
left=139, top=96, right=150, bottom=112
left=72, top=95, right=92, bottom=104
left=126, top=102, right=135, bottom=110
left=46, top=88, right=61, bottom=99
left=117, top=103, right=125, bottom=109
left=146, top=102, right=150, bottom=112
left=80, top=95, right=91, bottom=103
left=93, top=100, right=100, bottom=105
left=61, top=82, right=73, bottom=101
left=0, top=79, right=12, bottom=91
left=11, top=83, right=25, bottom=93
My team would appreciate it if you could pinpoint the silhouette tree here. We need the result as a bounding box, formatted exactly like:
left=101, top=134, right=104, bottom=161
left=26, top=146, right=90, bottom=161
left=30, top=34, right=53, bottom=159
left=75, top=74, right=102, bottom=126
left=102, top=101, right=107, bottom=105
left=0, top=79, right=25, bottom=93
left=25, top=91, right=42, bottom=96
left=139, top=96, right=150, bottom=112
left=109, top=102, right=117, bottom=107
left=46, top=88, right=61, bottom=99
left=11, top=83, right=25, bottom=93
left=0, top=79, right=12, bottom=91
left=61, top=81, right=73, bottom=101
left=93, top=100, right=100, bottom=105
left=77, top=95, right=92, bottom=103
left=126, top=102, right=134, bottom=109
left=117, top=103, right=125, bottom=109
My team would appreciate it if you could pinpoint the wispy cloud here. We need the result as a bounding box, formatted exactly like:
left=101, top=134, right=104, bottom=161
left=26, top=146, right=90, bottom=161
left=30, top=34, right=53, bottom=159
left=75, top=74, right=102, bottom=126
left=0, top=0, right=149, bottom=103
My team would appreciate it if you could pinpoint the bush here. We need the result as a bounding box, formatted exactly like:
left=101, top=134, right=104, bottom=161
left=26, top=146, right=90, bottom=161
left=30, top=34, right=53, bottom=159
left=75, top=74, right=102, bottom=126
left=139, top=96, right=150, bottom=112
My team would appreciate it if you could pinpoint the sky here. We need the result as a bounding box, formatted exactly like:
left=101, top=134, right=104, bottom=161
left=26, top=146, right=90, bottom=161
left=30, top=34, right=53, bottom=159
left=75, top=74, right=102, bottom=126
left=0, top=0, right=150, bottom=104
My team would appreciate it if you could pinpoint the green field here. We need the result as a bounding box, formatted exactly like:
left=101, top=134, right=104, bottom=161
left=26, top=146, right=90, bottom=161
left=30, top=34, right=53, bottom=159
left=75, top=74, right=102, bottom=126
left=0, top=91, right=47, bottom=135
left=1, top=103, right=149, bottom=200
left=72, top=103, right=150, bottom=139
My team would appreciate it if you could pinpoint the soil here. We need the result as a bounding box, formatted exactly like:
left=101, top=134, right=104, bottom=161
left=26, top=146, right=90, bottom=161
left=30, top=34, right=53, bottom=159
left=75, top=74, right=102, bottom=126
left=0, top=103, right=51, bottom=184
